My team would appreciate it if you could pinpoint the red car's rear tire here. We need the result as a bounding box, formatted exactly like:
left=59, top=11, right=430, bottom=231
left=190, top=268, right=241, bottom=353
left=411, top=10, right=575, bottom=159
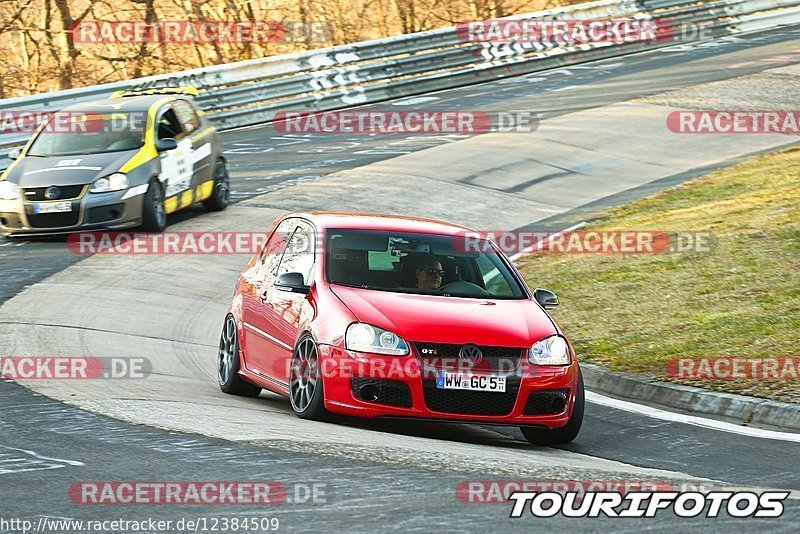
left=520, top=368, right=584, bottom=446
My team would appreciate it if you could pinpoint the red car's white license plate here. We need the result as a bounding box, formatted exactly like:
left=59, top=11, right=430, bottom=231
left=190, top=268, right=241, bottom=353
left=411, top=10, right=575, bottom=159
left=436, top=372, right=507, bottom=393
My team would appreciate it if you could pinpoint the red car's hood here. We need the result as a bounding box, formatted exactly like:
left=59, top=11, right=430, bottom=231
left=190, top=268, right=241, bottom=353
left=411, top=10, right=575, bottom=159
left=329, top=285, right=557, bottom=347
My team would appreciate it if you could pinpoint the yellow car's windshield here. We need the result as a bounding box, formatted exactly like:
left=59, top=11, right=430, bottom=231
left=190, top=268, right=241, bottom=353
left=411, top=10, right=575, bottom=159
left=27, top=112, right=146, bottom=157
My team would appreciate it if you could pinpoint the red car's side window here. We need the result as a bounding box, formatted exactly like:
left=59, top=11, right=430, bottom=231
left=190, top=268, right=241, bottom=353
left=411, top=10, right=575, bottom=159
left=260, top=219, right=296, bottom=279
left=276, top=222, right=315, bottom=284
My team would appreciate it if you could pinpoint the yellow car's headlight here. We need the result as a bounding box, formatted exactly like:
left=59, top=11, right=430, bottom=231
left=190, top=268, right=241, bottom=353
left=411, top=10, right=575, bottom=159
left=0, top=181, right=20, bottom=200
left=90, top=173, right=128, bottom=193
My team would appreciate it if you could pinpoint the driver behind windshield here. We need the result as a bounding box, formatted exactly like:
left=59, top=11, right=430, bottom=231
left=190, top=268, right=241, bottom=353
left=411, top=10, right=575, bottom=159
left=415, top=254, right=445, bottom=290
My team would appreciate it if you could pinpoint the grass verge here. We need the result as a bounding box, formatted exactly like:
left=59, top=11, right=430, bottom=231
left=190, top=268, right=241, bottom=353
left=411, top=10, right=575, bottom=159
left=518, top=146, right=800, bottom=403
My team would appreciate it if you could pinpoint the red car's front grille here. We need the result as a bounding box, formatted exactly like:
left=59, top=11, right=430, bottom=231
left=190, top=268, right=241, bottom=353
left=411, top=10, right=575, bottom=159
left=412, top=342, right=524, bottom=374
left=421, top=377, right=521, bottom=416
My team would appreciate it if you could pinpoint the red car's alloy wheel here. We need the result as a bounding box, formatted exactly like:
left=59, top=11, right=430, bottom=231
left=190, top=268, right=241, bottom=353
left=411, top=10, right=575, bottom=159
left=289, top=336, right=333, bottom=420
left=217, top=315, right=261, bottom=397
left=290, top=337, right=319, bottom=412
left=218, top=316, right=237, bottom=386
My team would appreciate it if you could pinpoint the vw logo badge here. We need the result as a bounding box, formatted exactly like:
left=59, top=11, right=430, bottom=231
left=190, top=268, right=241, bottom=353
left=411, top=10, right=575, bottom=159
left=458, top=344, right=483, bottom=365
left=44, top=186, right=61, bottom=200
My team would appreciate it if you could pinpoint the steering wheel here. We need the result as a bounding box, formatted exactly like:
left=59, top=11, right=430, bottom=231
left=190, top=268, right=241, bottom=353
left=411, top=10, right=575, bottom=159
left=437, top=280, right=490, bottom=296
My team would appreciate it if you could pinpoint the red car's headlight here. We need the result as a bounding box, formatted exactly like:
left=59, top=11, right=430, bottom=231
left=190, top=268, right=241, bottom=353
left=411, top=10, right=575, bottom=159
left=345, top=323, right=409, bottom=356
left=528, top=335, right=570, bottom=366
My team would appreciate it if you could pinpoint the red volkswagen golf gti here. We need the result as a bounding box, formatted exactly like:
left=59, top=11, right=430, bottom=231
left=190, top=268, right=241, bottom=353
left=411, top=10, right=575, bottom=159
left=218, top=212, right=584, bottom=445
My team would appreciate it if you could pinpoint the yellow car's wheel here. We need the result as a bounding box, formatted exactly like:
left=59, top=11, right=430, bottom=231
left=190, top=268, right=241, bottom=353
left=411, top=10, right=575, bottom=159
left=203, top=159, right=230, bottom=212
left=141, top=180, right=166, bottom=232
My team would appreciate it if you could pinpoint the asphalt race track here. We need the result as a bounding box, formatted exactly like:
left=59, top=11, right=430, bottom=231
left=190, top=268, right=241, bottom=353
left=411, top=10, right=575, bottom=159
left=1, top=25, right=800, bottom=532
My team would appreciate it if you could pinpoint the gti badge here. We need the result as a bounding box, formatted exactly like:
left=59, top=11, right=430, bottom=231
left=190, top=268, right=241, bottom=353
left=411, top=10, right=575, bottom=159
left=458, top=344, right=483, bottom=365
left=44, top=186, right=61, bottom=200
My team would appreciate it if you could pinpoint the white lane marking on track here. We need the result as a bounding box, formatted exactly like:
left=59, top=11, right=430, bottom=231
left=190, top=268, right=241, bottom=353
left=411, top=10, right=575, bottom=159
left=391, top=96, right=441, bottom=106
left=587, top=391, right=800, bottom=443
left=547, top=85, right=579, bottom=92
left=0, top=445, right=85, bottom=466
left=0, top=444, right=85, bottom=474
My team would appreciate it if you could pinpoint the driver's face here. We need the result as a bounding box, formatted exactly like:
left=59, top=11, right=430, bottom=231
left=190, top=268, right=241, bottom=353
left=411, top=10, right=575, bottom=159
left=417, top=262, right=443, bottom=289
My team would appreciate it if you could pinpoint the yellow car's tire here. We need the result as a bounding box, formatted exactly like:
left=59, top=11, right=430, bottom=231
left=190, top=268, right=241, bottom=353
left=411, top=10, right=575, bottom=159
left=140, top=180, right=167, bottom=232
left=203, top=159, right=230, bottom=212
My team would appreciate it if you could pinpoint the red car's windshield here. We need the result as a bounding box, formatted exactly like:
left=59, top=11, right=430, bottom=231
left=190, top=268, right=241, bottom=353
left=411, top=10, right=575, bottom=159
left=326, top=229, right=527, bottom=299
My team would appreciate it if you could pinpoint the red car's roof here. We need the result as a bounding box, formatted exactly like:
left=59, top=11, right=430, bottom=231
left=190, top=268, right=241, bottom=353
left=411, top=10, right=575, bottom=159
left=290, top=212, right=476, bottom=235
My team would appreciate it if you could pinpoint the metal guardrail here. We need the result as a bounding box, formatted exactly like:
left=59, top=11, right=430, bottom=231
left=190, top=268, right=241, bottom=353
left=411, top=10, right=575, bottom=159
left=1, top=0, right=799, bottom=167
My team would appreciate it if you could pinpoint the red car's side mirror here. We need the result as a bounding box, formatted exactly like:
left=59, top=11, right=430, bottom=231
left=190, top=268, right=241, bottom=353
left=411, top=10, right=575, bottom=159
left=534, top=288, right=559, bottom=309
left=275, top=272, right=310, bottom=295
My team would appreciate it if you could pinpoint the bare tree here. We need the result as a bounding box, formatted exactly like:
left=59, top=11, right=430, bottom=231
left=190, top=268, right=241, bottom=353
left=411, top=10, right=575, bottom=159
left=0, top=0, right=571, bottom=97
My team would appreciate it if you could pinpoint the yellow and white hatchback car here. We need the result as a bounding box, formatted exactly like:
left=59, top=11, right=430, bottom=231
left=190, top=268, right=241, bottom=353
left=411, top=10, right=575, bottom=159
left=0, top=87, right=228, bottom=236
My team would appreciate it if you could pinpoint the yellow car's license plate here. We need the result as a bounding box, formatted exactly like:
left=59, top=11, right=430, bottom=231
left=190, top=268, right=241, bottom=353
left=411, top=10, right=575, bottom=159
left=34, top=202, right=71, bottom=213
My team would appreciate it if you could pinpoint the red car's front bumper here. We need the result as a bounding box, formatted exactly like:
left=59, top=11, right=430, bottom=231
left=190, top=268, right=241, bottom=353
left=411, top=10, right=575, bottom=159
left=318, top=345, right=579, bottom=429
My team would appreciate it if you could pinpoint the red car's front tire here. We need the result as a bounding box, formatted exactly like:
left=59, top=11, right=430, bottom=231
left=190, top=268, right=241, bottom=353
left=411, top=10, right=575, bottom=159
left=289, top=335, right=333, bottom=421
left=520, top=367, right=585, bottom=446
